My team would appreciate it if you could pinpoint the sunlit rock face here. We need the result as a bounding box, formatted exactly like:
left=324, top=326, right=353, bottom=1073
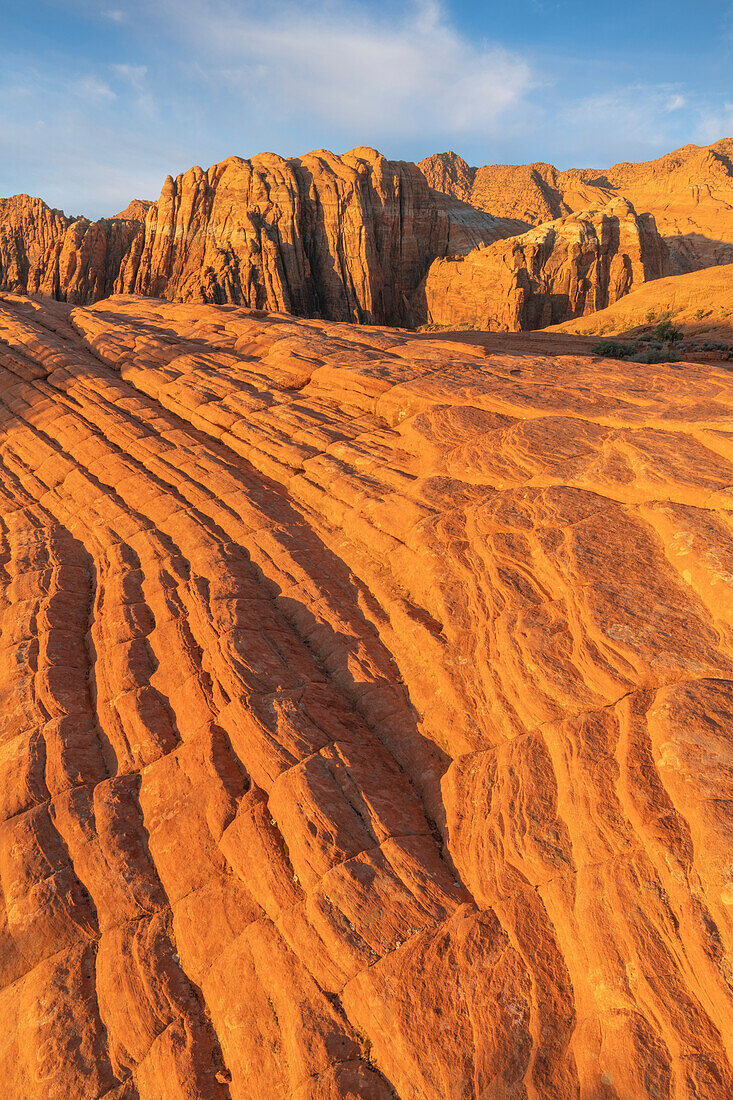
left=0, top=149, right=516, bottom=325
left=419, top=139, right=733, bottom=273
left=417, top=199, right=668, bottom=331
left=0, top=291, right=731, bottom=1098
left=0, top=194, right=144, bottom=304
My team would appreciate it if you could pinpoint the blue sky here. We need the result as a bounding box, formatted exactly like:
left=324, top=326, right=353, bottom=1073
left=2, top=0, right=732, bottom=218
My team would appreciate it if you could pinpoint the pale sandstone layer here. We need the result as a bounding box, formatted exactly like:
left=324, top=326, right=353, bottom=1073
left=0, top=291, right=731, bottom=1098
left=419, top=139, right=733, bottom=272
left=549, top=261, right=733, bottom=341
left=417, top=199, right=668, bottom=331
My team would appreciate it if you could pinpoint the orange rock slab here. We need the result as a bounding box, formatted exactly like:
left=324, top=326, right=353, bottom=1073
left=0, top=291, right=730, bottom=1097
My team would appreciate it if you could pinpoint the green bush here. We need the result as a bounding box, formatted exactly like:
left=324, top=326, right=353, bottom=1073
left=593, top=339, right=679, bottom=364
left=653, top=319, right=683, bottom=342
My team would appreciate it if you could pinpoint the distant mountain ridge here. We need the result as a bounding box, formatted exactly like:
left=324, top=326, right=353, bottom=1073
left=418, top=139, right=733, bottom=272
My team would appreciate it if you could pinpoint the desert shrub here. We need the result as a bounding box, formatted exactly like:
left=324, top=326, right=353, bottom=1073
left=653, top=319, right=683, bottom=342
left=593, top=339, right=678, bottom=364
left=593, top=340, right=637, bottom=359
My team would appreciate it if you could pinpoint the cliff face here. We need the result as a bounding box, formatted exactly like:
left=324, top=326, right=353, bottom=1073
left=0, top=290, right=732, bottom=1097
left=115, top=146, right=515, bottom=324
left=0, top=150, right=515, bottom=324
left=417, top=198, right=669, bottom=331
left=0, top=195, right=143, bottom=304
left=550, top=260, right=733, bottom=341
left=419, top=139, right=733, bottom=272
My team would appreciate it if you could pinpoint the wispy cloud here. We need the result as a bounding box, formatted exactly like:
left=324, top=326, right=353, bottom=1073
left=72, top=75, right=116, bottom=101
left=158, top=0, right=534, bottom=137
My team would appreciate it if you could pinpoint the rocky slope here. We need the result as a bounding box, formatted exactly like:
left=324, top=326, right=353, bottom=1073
left=417, top=198, right=668, bottom=330
left=0, top=290, right=731, bottom=1098
left=419, top=139, right=733, bottom=272
left=0, top=149, right=516, bottom=324
left=549, top=261, right=733, bottom=341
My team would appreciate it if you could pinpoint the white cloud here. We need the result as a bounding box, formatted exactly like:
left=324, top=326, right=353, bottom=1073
left=696, top=103, right=733, bottom=144
left=559, top=84, right=699, bottom=161
left=157, top=0, right=534, bottom=137
left=112, top=64, right=148, bottom=93
left=72, top=75, right=117, bottom=101
left=665, top=94, right=687, bottom=112
left=103, top=9, right=126, bottom=22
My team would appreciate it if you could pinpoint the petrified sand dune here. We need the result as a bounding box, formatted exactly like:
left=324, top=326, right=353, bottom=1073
left=550, top=261, right=733, bottom=341
left=417, top=198, right=668, bottom=331
left=0, top=290, right=731, bottom=1097
left=420, top=139, right=733, bottom=273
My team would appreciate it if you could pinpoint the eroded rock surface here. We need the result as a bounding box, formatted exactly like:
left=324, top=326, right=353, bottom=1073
left=0, top=149, right=516, bottom=324
left=0, top=291, right=731, bottom=1098
left=420, top=139, right=733, bottom=272
left=0, top=195, right=143, bottom=304
left=550, top=261, right=733, bottom=343
left=115, top=147, right=515, bottom=324
left=418, top=198, right=668, bottom=330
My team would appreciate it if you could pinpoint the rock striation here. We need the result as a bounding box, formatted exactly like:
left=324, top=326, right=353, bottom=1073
left=0, top=195, right=143, bottom=304
left=420, top=139, right=733, bottom=272
left=0, top=149, right=517, bottom=324
left=417, top=198, right=668, bottom=330
left=115, top=147, right=515, bottom=324
left=550, top=261, right=733, bottom=341
left=0, top=290, right=731, bottom=1097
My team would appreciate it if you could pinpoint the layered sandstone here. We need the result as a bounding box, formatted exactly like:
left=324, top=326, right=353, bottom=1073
left=115, top=147, right=516, bottom=324
left=420, top=139, right=733, bottom=272
left=417, top=198, right=668, bottom=331
left=0, top=195, right=143, bottom=304
left=550, top=261, right=733, bottom=341
left=0, top=290, right=731, bottom=1097
left=0, top=150, right=516, bottom=324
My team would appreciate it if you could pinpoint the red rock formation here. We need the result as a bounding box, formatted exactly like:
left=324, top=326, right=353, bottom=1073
left=420, top=139, right=733, bottom=272
left=0, top=151, right=516, bottom=324
left=0, top=289, right=731, bottom=1097
left=0, top=195, right=143, bottom=304
left=550, top=261, right=733, bottom=342
left=112, top=199, right=154, bottom=222
left=417, top=198, right=669, bottom=331
left=417, top=151, right=476, bottom=204
left=115, top=147, right=516, bottom=324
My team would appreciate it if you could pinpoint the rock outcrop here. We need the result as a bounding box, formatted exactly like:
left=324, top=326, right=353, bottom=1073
left=115, top=147, right=516, bottom=324
left=0, top=195, right=144, bottom=304
left=0, top=150, right=518, bottom=324
left=112, top=199, right=154, bottom=222
left=0, top=290, right=731, bottom=1097
left=550, top=260, right=733, bottom=341
left=420, top=139, right=733, bottom=272
left=417, top=198, right=668, bottom=330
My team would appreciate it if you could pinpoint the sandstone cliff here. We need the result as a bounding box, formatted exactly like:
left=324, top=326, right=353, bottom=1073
left=0, top=290, right=731, bottom=1097
left=0, top=150, right=516, bottom=325
left=115, top=146, right=516, bottom=324
left=420, top=139, right=733, bottom=272
left=417, top=198, right=668, bottom=330
left=549, top=260, right=733, bottom=342
left=0, top=195, right=143, bottom=304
